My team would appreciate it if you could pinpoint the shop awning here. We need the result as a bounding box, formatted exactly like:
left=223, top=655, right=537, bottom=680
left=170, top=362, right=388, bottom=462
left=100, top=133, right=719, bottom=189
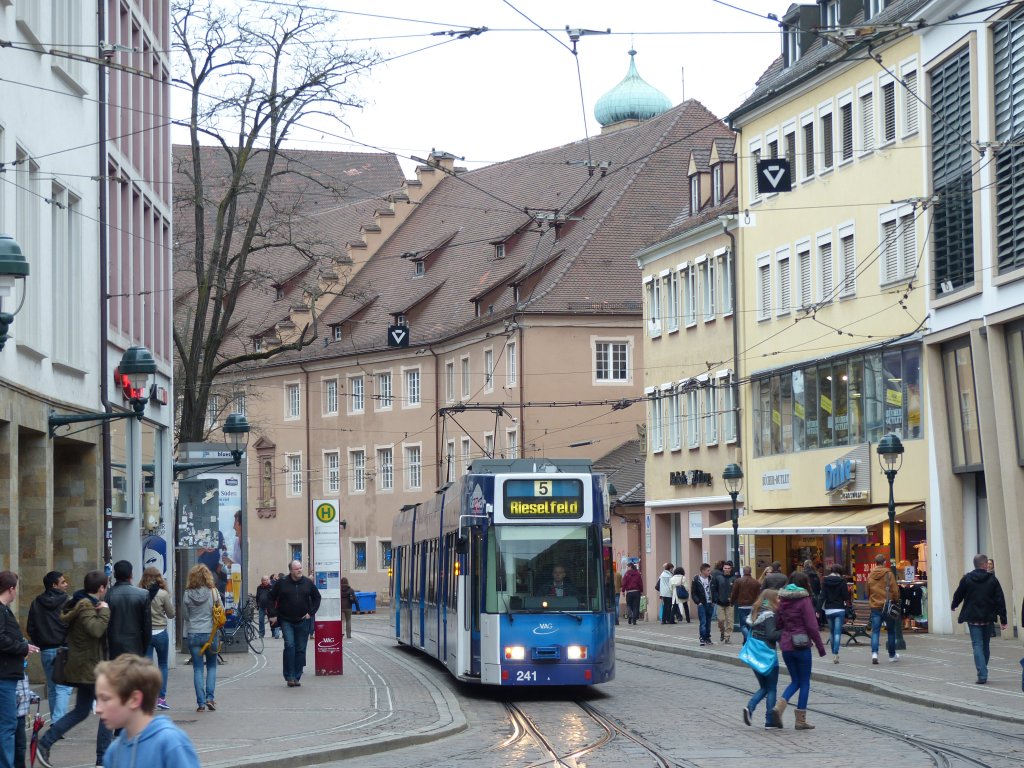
left=703, top=504, right=924, bottom=536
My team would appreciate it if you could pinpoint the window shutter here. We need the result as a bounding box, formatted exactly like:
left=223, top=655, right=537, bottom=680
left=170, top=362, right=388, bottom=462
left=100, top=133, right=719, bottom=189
left=860, top=92, right=875, bottom=152
left=778, top=258, right=791, bottom=315
left=994, top=16, right=1024, bottom=273
left=819, top=241, right=834, bottom=301
left=883, top=82, right=896, bottom=142
left=841, top=103, right=854, bottom=160
left=841, top=234, right=856, bottom=296
left=882, top=219, right=899, bottom=282
left=758, top=263, right=771, bottom=319
left=821, top=113, right=834, bottom=169
left=904, top=70, right=919, bottom=135
left=901, top=215, right=918, bottom=277
left=803, top=122, right=815, bottom=177
left=799, top=249, right=811, bottom=307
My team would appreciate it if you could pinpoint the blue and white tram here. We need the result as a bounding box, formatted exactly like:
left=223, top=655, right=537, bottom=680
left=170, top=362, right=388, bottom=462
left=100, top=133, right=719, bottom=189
left=390, top=458, right=616, bottom=686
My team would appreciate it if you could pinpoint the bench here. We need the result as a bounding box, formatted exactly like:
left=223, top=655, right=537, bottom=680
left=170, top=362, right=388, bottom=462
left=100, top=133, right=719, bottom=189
left=842, top=600, right=872, bottom=645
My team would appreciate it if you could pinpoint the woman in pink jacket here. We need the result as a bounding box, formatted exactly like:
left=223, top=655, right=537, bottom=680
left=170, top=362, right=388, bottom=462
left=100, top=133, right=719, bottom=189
left=771, top=571, right=826, bottom=730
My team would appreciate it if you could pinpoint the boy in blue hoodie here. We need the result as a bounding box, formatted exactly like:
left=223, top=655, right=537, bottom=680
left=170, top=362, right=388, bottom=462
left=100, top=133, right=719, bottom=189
left=94, top=655, right=200, bottom=768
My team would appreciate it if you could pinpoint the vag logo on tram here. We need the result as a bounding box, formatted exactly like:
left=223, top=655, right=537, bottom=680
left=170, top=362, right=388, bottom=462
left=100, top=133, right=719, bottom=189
left=533, top=623, right=557, bottom=635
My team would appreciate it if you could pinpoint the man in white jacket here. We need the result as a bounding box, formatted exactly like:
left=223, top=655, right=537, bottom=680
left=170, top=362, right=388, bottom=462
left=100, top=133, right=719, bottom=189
left=657, top=563, right=675, bottom=624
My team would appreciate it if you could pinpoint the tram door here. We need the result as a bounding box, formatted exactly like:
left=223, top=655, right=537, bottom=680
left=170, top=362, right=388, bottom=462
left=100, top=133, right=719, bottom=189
left=469, top=528, right=483, bottom=677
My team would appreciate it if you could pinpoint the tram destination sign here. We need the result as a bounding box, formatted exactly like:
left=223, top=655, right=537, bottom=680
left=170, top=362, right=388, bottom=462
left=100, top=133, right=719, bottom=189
left=502, top=478, right=585, bottom=519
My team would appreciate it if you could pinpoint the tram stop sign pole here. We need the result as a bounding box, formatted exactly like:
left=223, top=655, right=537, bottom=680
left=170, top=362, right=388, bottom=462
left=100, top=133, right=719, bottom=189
left=313, top=499, right=343, bottom=675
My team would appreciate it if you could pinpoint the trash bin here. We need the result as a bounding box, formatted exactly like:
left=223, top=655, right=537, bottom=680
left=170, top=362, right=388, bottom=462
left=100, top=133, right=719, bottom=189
left=355, top=591, right=376, bottom=614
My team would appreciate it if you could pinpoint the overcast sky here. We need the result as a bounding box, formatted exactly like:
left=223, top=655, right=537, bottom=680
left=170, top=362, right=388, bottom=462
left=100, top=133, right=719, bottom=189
left=267, top=0, right=784, bottom=173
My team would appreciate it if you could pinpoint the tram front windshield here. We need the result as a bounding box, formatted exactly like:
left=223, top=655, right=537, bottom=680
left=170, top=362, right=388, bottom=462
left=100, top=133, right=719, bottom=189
left=485, top=524, right=604, bottom=613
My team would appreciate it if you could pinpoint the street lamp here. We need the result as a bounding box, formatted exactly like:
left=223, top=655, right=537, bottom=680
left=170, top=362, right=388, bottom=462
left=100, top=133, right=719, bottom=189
left=0, top=234, right=30, bottom=351
left=876, top=432, right=906, bottom=651
left=49, top=346, right=158, bottom=435
left=723, top=463, right=744, bottom=571
left=173, top=413, right=251, bottom=475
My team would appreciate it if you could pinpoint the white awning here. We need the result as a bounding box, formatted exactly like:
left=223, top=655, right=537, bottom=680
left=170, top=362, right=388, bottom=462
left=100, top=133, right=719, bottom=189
left=703, top=505, right=924, bottom=536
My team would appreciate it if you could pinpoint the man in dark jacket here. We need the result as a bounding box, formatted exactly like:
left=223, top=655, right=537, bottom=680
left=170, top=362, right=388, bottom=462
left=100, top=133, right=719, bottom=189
left=691, top=563, right=715, bottom=646
left=105, top=561, right=152, bottom=658
left=268, top=561, right=322, bottom=687
left=1, top=570, right=38, bottom=768
left=713, top=562, right=738, bottom=643
left=951, top=553, right=1007, bottom=685
left=27, top=571, right=73, bottom=722
left=255, top=576, right=274, bottom=638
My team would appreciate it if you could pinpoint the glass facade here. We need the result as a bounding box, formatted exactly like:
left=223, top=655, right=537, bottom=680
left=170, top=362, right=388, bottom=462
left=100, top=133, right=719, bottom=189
left=752, top=344, right=922, bottom=457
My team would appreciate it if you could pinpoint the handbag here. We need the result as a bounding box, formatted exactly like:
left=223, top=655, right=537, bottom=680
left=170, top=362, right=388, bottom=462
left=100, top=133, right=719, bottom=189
left=675, top=584, right=689, bottom=600
left=791, top=632, right=810, bottom=648
left=882, top=572, right=902, bottom=622
left=845, top=603, right=857, bottom=621
left=738, top=636, right=778, bottom=674
left=52, top=646, right=70, bottom=686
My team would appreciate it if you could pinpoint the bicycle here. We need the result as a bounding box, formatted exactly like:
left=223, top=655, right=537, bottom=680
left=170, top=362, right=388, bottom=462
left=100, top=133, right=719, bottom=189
left=218, top=595, right=264, bottom=656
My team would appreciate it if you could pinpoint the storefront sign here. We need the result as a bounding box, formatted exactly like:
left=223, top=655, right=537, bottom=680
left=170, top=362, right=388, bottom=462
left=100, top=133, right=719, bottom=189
left=824, top=444, right=871, bottom=505
left=669, top=470, right=713, bottom=486
left=761, top=470, right=791, bottom=491
left=688, top=511, right=703, bottom=539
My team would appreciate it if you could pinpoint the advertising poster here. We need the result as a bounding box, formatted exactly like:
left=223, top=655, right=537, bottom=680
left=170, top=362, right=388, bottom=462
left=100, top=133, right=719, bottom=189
left=313, top=499, right=343, bottom=676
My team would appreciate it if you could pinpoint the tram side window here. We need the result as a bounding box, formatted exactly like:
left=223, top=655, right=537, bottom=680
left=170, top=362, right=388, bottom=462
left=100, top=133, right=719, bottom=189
left=427, top=539, right=437, bottom=604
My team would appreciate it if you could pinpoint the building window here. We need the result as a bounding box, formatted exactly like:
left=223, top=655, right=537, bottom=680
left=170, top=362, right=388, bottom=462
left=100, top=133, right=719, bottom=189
left=683, top=266, right=696, bottom=326
left=686, top=389, right=700, bottom=448
left=350, top=449, right=366, bottom=492
left=802, top=118, right=815, bottom=178
left=286, top=383, right=300, bottom=419
left=749, top=144, right=762, bottom=203
left=668, top=389, right=682, bottom=450
left=820, top=110, right=834, bottom=170
left=720, top=250, right=734, bottom=315
left=461, top=356, right=470, bottom=398
left=817, top=235, right=834, bottom=304
left=415, top=260, right=425, bottom=276
left=494, top=242, right=505, bottom=259
left=505, top=428, right=519, bottom=459
left=207, top=395, right=219, bottom=430
left=353, top=542, right=367, bottom=571
left=881, top=208, right=918, bottom=283
left=484, top=432, right=495, bottom=459
left=665, top=270, right=679, bottom=332
left=993, top=19, right=1024, bottom=274
left=288, top=454, right=302, bottom=496
left=405, top=368, right=421, bottom=407
left=461, top=437, right=471, bottom=475
left=839, top=99, right=854, bottom=162
left=376, top=372, right=393, bottom=410
left=701, top=257, right=716, bottom=321
left=645, top=276, right=662, bottom=337
left=942, top=340, right=982, bottom=471
left=377, top=447, right=393, bottom=491
left=507, top=341, right=517, bottom=385
left=445, top=440, right=456, bottom=482
left=859, top=85, right=875, bottom=154
left=756, top=256, right=771, bottom=321
left=776, top=247, right=791, bottom=316
left=325, top=451, right=340, bottom=494
left=234, top=391, right=247, bottom=417
left=333, top=325, right=343, bottom=341
left=405, top=445, right=422, bottom=490
left=648, top=392, right=664, bottom=453
left=713, top=164, right=723, bottom=205
left=902, top=63, right=919, bottom=137
left=721, top=375, right=737, bottom=443
left=380, top=540, right=392, bottom=570
left=349, top=375, right=364, bottom=413
left=796, top=242, right=812, bottom=309
left=484, top=349, right=494, bottom=391
left=704, top=383, right=718, bottom=445
left=881, top=79, right=897, bottom=144
left=595, top=341, right=629, bottom=382
left=838, top=226, right=856, bottom=297
left=50, top=184, right=81, bottom=365
left=445, top=361, right=455, bottom=402
left=690, top=175, right=701, bottom=215
left=324, top=379, right=338, bottom=415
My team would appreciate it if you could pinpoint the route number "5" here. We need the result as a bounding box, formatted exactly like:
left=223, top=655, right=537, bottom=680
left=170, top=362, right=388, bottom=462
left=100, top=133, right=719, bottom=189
left=534, top=480, right=551, bottom=497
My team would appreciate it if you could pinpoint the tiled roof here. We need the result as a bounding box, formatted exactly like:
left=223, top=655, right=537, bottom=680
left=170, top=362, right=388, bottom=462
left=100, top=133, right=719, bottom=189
left=235, top=99, right=734, bottom=367
left=593, top=440, right=645, bottom=506
left=729, top=0, right=929, bottom=123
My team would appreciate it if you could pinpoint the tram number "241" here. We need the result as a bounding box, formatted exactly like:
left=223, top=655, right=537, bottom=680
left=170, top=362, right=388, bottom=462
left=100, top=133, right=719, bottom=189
left=515, top=670, right=538, bottom=682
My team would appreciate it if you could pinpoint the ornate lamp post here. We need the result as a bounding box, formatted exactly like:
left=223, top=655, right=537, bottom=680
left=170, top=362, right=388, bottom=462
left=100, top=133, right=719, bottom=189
left=173, top=413, right=251, bottom=475
left=876, top=433, right=906, bottom=650
left=723, top=463, right=744, bottom=571
left=0, top=234, right=30, bottom=351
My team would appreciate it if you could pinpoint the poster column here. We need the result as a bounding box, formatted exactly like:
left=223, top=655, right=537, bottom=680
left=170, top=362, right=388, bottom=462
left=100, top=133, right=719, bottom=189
left=312, top=499, right=343, bottom=675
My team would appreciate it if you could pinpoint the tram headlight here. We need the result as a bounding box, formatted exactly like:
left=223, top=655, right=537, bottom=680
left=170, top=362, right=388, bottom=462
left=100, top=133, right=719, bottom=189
left=567, top=645, right=588, bottom=660
left=504, top=646, right=525, bottom=661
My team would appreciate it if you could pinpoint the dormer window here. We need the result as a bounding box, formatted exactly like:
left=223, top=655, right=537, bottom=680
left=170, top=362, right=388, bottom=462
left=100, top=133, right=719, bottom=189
left=275, top=286, right=284, bottom=300
left=513, top=285, right=521, bottom=303
left=474, top=301, right=482, bottom=318
left=712, top=165, right=723, bottom=206
left=690, top=175, right=701, bottom=215
left=414, top=260, right=425, bottom=276
left=254, top=337, right=263, bottom=352
left=866, top=0, right=885, bottom=20
left=394, top=314, right=406, bottom=326
left=823, top=0, right=839, bottom=30
left=786, top=25, right=801, bottom=67
left=333, top=325, right=342, bottom=341
left=494, top=243, right=505, bottom=260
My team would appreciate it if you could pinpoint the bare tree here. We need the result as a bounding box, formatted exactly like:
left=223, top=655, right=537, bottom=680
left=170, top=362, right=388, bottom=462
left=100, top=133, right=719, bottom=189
left=172, top=0, right=379, bottom=443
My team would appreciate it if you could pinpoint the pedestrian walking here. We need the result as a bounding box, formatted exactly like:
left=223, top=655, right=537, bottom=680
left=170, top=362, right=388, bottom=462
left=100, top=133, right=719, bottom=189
left=713, top=562, right=737, bottom=643
left=183, top=564, right=220, bottom=712
left=772, top=572, right=826, bottom=730
left=656, top=563, right=675, bottom=625
left=669, top=567, right=690, bottom=623
left=691, top=563, right=715, bottom=645
left=820, top=564, right=851, bottom=663
left=94, top=655, right=201, bottom=768
left=620, top=563, right=643, bottom=625
left=730, top=566, right=762, bottom=642
left=803, top=559, right=822, bottom=626
left=14, top=671, right=40, bottom=768
left=26, top=571, right=73, bottom=722
left=762, top=561, right=787, bottom=590
left=950, top=553, right=1007, bottom=685
left=255, top=576, right=273, bottom=638
left=268, top=561, right=322, bottom=687
left=106, top=561, right=152, bottom=659
left=742, top=589, right=782, bottom=729
left=612, top=567, right=623, bottom=625
left=1, top=571, right=40, bottom=768
left=138, top=567, right=174, bottom=710
left=36, top=570, right=112, bottom=768
left=866, top=554, right=900, bottom=664
left=339, top=578, right=360, bottom=640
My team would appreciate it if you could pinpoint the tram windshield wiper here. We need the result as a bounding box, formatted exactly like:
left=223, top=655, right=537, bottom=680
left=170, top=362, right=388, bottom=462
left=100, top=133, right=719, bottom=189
left=503, top=595, right=514, bottom=623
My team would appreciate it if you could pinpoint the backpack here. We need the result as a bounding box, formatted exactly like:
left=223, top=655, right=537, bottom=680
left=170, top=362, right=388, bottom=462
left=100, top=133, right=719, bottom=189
left=212, top=592, right=226, bottom=630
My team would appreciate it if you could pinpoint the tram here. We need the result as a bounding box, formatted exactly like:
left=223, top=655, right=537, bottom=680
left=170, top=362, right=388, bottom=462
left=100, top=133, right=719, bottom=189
left=390, top=458, right=616, bottom=686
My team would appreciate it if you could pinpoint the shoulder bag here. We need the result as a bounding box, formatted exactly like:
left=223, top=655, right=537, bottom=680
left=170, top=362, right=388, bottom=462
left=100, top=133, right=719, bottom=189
left=739, top=636, right=778, bottom=674
left=675, top=583, right=689, bottom=601
left=882, top=571, right=902, bottom=622
left=52, top=646, right=70, bottom=686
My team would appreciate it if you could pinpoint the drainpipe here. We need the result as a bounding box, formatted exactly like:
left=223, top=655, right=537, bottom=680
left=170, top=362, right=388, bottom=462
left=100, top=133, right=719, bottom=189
left=300, top=361, right=312, bottom=570
left=429, top=346, right=441, bottom=486
left=723, top=219, right=741, bottom=451
left=516, top=315, right=525, bottom=457
left=98, top=0, right=113, bottom=569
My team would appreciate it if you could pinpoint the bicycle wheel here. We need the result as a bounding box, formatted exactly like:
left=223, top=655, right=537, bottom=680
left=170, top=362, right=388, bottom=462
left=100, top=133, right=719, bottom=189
left=244, top=620, right=264, bottom=655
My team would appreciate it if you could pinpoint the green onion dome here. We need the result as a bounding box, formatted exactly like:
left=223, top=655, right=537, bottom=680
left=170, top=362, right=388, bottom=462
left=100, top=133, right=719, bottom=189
left=594, top=50, right=672, bottom=127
